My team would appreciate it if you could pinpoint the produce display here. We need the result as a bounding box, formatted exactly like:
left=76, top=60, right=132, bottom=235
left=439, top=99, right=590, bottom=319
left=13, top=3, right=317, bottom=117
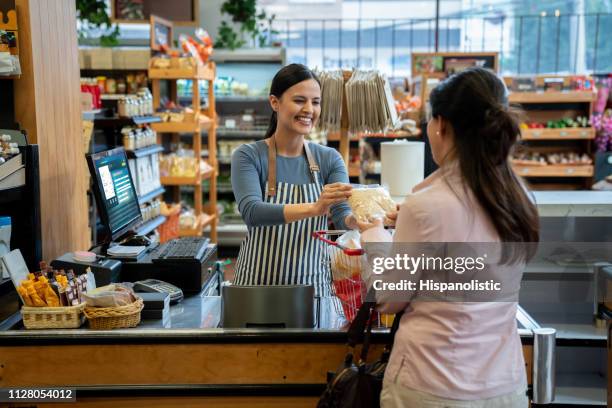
left=512, top=151, right=592, bottom=166
left=519, top=116, right=590, bottom=130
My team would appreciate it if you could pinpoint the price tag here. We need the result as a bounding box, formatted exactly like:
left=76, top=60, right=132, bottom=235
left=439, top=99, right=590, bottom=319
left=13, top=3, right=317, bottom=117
left=560, top=131, right=567, bottom=137
left=225, top=119, right=236, bottom=129
left=566, top=168, right=575, bottom=175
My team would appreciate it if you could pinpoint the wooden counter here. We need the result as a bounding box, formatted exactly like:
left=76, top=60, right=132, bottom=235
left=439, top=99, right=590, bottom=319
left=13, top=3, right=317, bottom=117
left=0, top=295, right=538, bottom=407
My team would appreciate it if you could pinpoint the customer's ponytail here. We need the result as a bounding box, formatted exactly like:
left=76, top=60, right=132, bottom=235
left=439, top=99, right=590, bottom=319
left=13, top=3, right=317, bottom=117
left=429, top=68, right=539, bottom=256
left=265, top=64, right=320, bottom=139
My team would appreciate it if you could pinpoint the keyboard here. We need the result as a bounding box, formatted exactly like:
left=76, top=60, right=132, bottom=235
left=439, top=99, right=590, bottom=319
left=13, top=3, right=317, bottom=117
left=152, top=237, right=211, bottom=263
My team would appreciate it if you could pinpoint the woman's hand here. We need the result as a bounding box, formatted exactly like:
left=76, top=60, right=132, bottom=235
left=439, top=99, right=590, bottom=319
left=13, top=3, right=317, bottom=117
left=355, top=217, right=383, bottom=233
left=311, top=183, right=352, bottom=217
left=384, top=204, right=401, bottom=227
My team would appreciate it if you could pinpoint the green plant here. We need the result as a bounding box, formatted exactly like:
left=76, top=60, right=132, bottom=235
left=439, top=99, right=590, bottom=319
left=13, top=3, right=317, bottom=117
left=76, top=0, right=120, bottom=47
left=215, top=0, right=275, bottom=50
left=216, top=21, right=246, bottom=50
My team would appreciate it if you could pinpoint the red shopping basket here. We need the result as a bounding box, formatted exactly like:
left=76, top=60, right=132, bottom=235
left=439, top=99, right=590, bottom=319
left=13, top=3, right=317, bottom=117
left=312, top=230, right=365, bottom=322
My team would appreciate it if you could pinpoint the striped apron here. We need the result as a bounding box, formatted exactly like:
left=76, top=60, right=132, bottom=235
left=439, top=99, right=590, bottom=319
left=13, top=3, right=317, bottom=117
left=233, top=139, right=333, bottom=297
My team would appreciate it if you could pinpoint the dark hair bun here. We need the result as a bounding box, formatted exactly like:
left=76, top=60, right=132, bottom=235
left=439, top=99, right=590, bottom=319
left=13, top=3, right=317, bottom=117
left=480, top=106, right=521, bottom=165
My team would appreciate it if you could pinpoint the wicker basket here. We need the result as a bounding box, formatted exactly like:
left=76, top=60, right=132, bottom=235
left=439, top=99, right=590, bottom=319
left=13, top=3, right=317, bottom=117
left=84, top=298, right=144, bottom=330
left=21, top=303, right=86, bottom=329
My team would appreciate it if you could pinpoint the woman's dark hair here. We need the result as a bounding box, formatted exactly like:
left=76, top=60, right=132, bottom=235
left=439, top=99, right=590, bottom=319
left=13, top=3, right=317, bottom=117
left=429, top=67, right=539, bottom=246
left=265, top=63, right=320, bottom=138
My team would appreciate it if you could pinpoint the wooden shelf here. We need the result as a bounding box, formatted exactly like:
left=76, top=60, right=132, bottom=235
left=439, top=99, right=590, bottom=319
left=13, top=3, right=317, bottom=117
left=160, top=166, right=214, bottom=186
left=509, top=91, right=595, bottom=104
left=161, top=175, right=201, bottom=186
left=512, top=164, right=594, bottom=177
left=179, top=213, right=216, bottom=237
left=148, top=60, right=215, bottom=81
left=151, top=114, right=213, bottom=133
left=150, top=55, right=218, bottom=242
left=521, top=127, right=595, bottom=140
left=360, top=129, right=422, bottom=139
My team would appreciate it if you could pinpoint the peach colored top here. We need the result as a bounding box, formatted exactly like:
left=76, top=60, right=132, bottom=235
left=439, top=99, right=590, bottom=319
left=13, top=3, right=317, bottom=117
left=361, top=164, right=527, bottom=400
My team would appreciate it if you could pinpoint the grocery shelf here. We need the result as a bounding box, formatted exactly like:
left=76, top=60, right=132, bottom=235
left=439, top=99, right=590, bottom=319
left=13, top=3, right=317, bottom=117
left=360, top=129, right=422, bottom=139
left=126, top=144, right=164, bottom=158
left=217, top=129, right=267, bottom=139
left=508, top=91, right=595, bottom=104
left=94, top=115, right=161, bottom=127
left=521, top=127, right=595, bottom=140
left=148, top=61, right=215, bottom=81
left=161, top=175, right=201, bottom=186
left=512, top=164, right=594, bottom=177
left=134, top=215, right=167, bottom=236
left=179, top=213, right=216, bottom=237
left=137, top=186, right=165, bottom=206
left=151, top=114, right=213, bottom=133
left=149, top=59, right=217, bottom=242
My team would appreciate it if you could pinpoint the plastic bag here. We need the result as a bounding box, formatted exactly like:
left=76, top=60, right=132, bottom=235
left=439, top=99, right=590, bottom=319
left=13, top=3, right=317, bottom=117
left=82, top=284, right=137, bottom=307
left=348, top=184, right=396, bottom=224
left=330, top=230, right=362, bottom=280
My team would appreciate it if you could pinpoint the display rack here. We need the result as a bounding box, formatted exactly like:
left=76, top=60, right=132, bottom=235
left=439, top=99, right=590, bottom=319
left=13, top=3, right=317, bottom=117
left=149, top=60, right=218, bottom=242
left=506, top=76, right=596, bottom=190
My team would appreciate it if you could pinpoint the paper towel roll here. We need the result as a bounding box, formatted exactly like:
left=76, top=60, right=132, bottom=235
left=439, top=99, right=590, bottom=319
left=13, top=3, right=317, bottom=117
left=381, top=140, right=425, bottom=197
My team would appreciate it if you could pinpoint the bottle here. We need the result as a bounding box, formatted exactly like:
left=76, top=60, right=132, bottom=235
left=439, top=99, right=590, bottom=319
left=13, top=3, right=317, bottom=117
left=117, top=79, right=127, bottom=94
left=121, top=127, right=132, bottom=150
left=105, top=78, right=117, bottom=94
left=118, top=98, right=128, bottom=117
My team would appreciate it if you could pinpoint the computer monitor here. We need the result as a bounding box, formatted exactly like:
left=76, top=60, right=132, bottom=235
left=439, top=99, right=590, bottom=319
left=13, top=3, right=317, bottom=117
left=86, top=147, right=142, bottom=242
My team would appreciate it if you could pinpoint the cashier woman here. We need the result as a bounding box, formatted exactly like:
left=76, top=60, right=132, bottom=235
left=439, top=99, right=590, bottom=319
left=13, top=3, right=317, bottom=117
left=231, top=64, right=359, bottom=296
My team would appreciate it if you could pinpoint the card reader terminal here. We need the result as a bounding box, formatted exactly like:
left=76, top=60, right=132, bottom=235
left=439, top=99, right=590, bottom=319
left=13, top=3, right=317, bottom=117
left=133, top=279, right=184, bottom=304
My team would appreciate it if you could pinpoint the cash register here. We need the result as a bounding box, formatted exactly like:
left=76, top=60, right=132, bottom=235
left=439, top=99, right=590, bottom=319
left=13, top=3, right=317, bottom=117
left=59, top=147, right=217, bottom=293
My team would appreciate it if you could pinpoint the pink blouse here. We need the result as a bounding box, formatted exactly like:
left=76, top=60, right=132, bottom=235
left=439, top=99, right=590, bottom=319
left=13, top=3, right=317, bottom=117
left=361, top=165, right=527, bottom=400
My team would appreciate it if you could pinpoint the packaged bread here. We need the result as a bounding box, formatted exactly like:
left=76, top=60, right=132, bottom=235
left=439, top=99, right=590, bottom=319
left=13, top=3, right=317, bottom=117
left=348, top=185, right=397, bottom=225
left=82, top=284, right=137, bottom=307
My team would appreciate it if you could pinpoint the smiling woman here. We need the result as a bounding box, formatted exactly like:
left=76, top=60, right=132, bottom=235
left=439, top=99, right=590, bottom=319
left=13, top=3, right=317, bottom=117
left=230, top=64, right=359, bottom=297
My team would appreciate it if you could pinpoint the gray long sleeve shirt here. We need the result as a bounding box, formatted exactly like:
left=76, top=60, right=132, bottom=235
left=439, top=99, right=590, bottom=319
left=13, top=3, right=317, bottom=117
left=231, top=140, right=351, bottom=229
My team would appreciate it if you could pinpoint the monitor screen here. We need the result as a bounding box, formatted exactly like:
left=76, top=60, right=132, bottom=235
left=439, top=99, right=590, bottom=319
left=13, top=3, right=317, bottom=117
left=87, top=147, right=142, bottom=241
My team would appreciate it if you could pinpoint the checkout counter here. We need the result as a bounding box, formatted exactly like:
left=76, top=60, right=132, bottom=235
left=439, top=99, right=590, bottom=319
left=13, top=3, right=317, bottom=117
left=0, top=191, right=610, bottom=407
left=0, top=288, right=546, bottom=408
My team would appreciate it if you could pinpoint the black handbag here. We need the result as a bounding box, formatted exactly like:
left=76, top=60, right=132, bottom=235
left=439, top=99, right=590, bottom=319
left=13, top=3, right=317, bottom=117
left=317, top=300, right=404, bottom=408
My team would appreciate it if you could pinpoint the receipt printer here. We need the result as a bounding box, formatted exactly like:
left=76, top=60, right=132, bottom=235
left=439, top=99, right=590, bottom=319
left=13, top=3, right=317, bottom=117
left=51, top=252, right=121, bottom=286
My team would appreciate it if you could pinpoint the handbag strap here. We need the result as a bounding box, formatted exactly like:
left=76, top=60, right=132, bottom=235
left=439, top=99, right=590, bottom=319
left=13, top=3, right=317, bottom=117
left=347, top=300, right=376, bottom=348
left=346, top=292, right=406, bottom=358
left=359, top=306, right=375, bottom=362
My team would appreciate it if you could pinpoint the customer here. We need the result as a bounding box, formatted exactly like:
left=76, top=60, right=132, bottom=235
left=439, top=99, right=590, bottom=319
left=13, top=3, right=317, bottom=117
left=360, top=67, right=539, bottom=407
left=231, top=64, right=357, bottom=296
